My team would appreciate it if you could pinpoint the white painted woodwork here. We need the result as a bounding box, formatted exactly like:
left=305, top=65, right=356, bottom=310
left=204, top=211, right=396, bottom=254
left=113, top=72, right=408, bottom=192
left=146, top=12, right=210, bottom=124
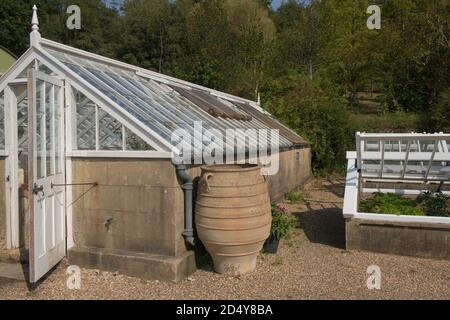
left=28, top=69, right=66, bottom=283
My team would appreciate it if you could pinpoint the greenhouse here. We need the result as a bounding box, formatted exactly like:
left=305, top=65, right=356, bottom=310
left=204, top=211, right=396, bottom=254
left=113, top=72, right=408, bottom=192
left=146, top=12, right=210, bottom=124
left=0, top=7, right=311, bottom=282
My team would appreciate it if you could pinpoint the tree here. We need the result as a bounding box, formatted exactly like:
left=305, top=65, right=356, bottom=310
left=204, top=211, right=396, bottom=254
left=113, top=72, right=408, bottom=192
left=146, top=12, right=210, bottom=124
left=0, top=0, right=121, bottom=58
left=120, top=0, right=174, bottom=72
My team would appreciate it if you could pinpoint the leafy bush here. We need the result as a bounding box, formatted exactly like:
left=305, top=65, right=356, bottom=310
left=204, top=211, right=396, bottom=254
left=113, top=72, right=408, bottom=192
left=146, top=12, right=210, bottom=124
left=270, top=203, right=297, bottom=240
left=263, top=73, right=354, bottom=175
left=359, top=193, right=424, bottom=216
left=421, top=90, right=450, bottom=133
left=417, top=192, right=450, bottom=217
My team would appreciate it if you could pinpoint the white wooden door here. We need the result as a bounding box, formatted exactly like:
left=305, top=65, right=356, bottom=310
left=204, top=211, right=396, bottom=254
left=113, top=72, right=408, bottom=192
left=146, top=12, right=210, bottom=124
left=28, top=69, right=66, bottom=283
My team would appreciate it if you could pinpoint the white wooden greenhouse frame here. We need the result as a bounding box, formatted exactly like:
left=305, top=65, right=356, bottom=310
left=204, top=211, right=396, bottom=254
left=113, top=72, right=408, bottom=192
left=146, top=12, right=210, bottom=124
left=344, top=132, right=450, bottom=224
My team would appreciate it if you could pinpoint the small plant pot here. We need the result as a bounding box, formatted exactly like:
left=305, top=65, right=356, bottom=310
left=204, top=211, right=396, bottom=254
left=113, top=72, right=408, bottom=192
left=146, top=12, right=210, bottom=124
left=263, top=236, right=280, bottom=254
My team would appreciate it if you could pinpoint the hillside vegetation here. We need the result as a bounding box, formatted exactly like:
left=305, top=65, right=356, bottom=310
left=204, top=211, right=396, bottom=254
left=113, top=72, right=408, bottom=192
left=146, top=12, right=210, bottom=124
left=1, top=0, right=448, bottom=174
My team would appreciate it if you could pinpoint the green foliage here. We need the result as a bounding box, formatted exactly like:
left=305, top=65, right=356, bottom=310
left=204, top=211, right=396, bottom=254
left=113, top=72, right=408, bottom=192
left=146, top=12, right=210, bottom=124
left=378, top=0, right=450, bottom=113
left=361, top=192, right=450, bottom=217
left=350, top=112, right=420, bottom=133
left=270, top=203, right=297, bottom=240
left=0, top=0, right=122, bottom=58
left=360, top=193, right=424, bottom=216
left=264, top=74, right=354, bottom=175
left=286, top=190, right=308, bottom=204
left=417, top=192, right=450, bottom=217
left=421, top=90, right=450, bottom=133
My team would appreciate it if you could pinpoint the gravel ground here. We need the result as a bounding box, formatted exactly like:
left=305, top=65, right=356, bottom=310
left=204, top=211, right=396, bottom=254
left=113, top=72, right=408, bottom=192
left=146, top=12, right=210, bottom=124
left=1, top=179, right=449, bottom=300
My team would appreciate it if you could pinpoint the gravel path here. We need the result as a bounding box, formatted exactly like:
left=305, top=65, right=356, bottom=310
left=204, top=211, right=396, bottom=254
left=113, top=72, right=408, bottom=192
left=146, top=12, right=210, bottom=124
left=1, top=179, right=449, bottom=300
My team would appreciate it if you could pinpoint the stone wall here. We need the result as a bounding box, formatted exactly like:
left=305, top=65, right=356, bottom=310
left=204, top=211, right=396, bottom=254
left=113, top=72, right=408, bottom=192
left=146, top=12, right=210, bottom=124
left=71, top=158, right=187, bottom=256
left=69, top=158, right=194, bottom=282
left=346, top=218, right=450, bottom=260
left=69, top=146, right=312, bottom=281
left=267, top=147, right=311, bottom=201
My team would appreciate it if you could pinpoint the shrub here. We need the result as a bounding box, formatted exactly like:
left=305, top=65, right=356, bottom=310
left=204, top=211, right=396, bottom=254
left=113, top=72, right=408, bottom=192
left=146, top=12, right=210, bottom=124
left=359, top=193, right=424, bottom=216
left=421, top=90, right=450, bottom=133
left=417, top=192, right=450, bottom=217
left=270, top=203, right=297, bottom=240
left=263, top=73, right=354, bottom=175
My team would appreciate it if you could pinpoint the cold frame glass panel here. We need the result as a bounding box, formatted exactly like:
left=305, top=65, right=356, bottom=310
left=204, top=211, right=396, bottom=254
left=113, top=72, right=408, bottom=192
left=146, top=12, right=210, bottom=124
left=0, top=91, right=4, bottom=149
left=98, top=108, right=123, bottom=151
left=404, top=161, right=427, bottom=179
left=361, top=160, right=381, bottom=177
left=75, top=90, right=96, bottom=150
left=428, top=161, right=450, bottom=179
left=382, top=160, right=403, bottom=178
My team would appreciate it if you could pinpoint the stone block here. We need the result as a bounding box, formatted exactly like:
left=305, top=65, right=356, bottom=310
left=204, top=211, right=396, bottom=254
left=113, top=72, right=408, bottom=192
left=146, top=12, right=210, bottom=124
left=68, top=246, right=196, bottom=282
left=346, top=218, right=450, bottom=260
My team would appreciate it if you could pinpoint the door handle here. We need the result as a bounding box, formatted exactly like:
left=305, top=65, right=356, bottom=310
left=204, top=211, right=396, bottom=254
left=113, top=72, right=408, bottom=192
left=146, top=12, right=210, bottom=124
left=33, top=183, right=45, bottom=197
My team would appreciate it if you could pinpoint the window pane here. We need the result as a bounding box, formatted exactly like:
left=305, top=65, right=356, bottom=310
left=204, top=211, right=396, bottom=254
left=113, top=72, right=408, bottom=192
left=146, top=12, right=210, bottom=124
left=0, top=91, right=4, bottom=149
left=36, top=80, right=45, bottom=178
left=38, top=61, right=55, bottom=76
left=55, top=86, right=63, bottom=174
left=17, top=62, right=35, bottom=78
left=15, top=88, right=28, bottom=152
left=46, top=84, right=54, bottom=176
left=98, top=108, right=123, bottom=150
left=76, top=90, right=96, bottom=150
left=125, top=127, right=154, bottom=151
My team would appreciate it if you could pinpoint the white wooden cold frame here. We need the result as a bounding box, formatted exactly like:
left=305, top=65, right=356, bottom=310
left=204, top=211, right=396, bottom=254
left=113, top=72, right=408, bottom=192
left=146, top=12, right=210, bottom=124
left=344, top=133, right=450, bottom=225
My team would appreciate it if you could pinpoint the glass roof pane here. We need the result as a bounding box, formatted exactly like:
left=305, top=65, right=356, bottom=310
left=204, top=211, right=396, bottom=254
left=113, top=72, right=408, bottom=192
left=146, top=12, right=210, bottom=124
left=44, top=46, right=300, bottom=152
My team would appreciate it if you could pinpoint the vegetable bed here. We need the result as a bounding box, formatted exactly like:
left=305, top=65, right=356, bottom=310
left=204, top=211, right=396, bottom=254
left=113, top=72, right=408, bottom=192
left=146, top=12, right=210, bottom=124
left=359, top=192, right=450, bottom=217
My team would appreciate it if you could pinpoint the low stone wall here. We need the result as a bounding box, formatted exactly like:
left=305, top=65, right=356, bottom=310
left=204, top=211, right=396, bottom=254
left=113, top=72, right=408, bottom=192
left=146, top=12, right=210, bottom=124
left=69, top=158, right=194, bottom=282
left=346, top=218, right=450, bottom=260
left=267, top=147, right=311, bottom=201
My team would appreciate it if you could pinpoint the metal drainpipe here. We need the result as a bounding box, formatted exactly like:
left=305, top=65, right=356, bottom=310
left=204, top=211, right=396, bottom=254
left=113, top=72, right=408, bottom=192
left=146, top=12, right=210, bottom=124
left=175, top=164, right=195, bottom=246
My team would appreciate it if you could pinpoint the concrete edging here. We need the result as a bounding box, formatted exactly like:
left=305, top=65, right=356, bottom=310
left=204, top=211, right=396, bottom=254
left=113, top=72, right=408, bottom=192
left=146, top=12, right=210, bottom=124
left=345, top=217, right=450, bottom=260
